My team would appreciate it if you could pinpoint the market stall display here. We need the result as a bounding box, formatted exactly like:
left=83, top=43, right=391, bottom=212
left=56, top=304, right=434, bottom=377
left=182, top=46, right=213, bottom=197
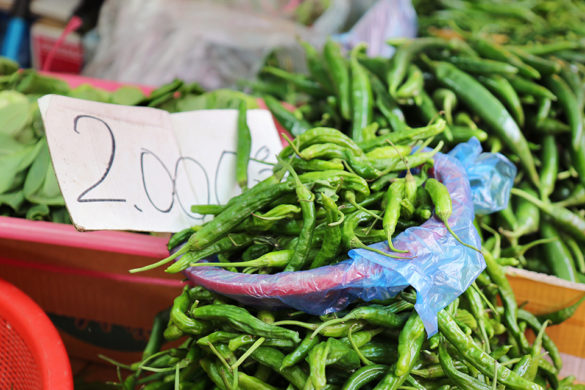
left=1, top=0, right=585, bottom=388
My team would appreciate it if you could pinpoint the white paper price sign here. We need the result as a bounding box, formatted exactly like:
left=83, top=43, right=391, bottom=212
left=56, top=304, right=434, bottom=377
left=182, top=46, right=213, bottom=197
left=38, top=95, right=282, bottom=232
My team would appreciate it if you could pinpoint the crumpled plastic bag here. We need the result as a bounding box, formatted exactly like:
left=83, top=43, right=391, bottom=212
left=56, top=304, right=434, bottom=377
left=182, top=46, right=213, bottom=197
left=182, top=138, right=516, bottom=336
left=450, top=137, right=517, bottom=215
left=334, top=0, right=417, bottom=57
left=83, top=0, right=417, bottom=89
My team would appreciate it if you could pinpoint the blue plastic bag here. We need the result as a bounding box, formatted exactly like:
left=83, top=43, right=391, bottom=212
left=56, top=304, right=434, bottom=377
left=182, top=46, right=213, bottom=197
left=182, top=138, right=516, bottom=336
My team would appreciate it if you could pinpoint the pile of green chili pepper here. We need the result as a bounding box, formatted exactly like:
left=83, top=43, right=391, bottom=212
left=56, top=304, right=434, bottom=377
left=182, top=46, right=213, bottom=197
left=110, top=271, right=583, bottom=390
left=131, top=115, right=477, bottom=275
left=414, top=0, right=585, bottom=47
left=248, top=11, right=585, bottom=284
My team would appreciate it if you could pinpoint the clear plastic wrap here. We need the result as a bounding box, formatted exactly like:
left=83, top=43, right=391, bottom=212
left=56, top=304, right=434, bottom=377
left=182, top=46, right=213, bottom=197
left=182, top=139, right=516, bottom=335
left=335, top=0, right=417, bottom=57
left=84, top=0, right=417, bottom=88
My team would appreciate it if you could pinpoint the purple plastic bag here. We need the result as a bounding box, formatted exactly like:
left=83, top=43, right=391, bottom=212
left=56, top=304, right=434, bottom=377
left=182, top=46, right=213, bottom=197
left=183, top=138, right=515, bottom=336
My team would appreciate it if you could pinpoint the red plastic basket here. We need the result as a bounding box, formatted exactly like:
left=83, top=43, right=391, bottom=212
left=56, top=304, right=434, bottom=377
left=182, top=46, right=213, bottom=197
left=0, top=278, right=73, bottom=390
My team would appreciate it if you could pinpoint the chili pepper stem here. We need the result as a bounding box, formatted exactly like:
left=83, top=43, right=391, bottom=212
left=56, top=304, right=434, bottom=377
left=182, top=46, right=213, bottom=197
left=311, top=318, right=346, bottom=338
left=129, top=245, right=188, bottom=273
left=348, top=324, right=374, bottom=366
left=442, top=221, right=482, bottom=253
left=353, top=240, right=413, bottom=260
left=231, top=337, right=265, bottom=370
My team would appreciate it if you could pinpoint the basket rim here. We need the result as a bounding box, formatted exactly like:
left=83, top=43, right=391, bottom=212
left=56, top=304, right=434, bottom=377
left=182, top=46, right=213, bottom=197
left=0, top=278, right=73, bottom=390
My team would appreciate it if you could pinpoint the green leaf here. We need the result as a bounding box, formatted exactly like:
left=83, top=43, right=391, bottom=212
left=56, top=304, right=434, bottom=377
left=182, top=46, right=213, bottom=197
left=16, top=70, right=70, bottom=95
left=176, top=89, right=259, bottom=111
left=24, top=139, right=49, bottom=198
left=26, top=203, right=50, bottom=220
left=0, top=191, right=24, bottom=211
left=0, top=90, right=30, bottom=137
left=68, top=84, right=111, bottom=103
left=24, top=139, right=64, bottom=206
left=0, top=57, right=19, bottom=75
left=0, top=135, right=43, bottom=194
left=111, top=86, right=145, bottom=106
left=50, top=207, right=71, bottom=224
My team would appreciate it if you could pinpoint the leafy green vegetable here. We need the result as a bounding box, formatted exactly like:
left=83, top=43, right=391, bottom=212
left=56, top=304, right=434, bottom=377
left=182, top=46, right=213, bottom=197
left=0, top=90, right=30, bottom=137
left=111, top=86, right=145, bottom=106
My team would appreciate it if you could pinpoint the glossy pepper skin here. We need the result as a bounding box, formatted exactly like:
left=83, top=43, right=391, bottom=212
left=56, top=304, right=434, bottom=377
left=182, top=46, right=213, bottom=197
left=395, top=312, right=426, bottom=377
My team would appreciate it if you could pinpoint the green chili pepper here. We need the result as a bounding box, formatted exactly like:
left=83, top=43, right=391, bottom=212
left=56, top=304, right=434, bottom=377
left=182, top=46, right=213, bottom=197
left=168, top=226, right=200, bottom=251
left=559, top=62, right=584, bottom=110
left=437, top=310, right=542, bottom=390
left=521, top=41, right=584, bottom=55
left=250, top=347, right=307, bottom=389
left=366, top=145, right=412, bottom=160
left=307, top=341, right=330, bottom=389
left=291, top=127, right=363, bottom=156
left=299, top=40, right=334, bottom=93
left=468, top=36, right=540, bottom=79
left=533, top=117, right=570, bottom=135
left=262, top=66, right=327, bottom=97
left=350, top=51, right=373, bottom=143
left=292, top=158, right=344, bottom=172
left=507, top=76, right=557, bottom=101
left=263, top=95, right=311, bottom=136
left=170, top=288, right=208, bottom=335
left=547, top=74, right=584, bottom=151
left=387, top=37, right=466, bottom=96
left=342, top=364, right=387, bottom=390
left=197, top=331, right=240, bottom=346
left=236, top=101, right=251, bottom=190
left=425, top=59, right=539, bottom=186
left=483, top=250, right=529, bottom=351
left=445, top=56, right=519, bottom=75
left=382, top=179, right=407, bottom=253
left=238, top=372, right=278, bottom=390
left=395, top=64, right=424, bottom=103
left=370, top=74, right=407, bottom=133
left=556, top=184, right=585, bottom=208
left=537, top=295, right=585, bottom=325
left=540, top=135, right=558, bottom=200
left=311, top=304, right=408, bottom=337
left=143, top=310, right=169, bottom=360
left=281, top=163, right=316, bottom=272
left=324, top=39, right=351, bottom=121
left=191, top=304, right=300, bottom=343
left=395, top=312, right=426, bottom=377
left=188, top=250, right=292, bottom=270
left=535, top=97, right=552, bottom=126
left=165, top=233, right=254, bottom=273
left=358, top=119, right=446, bottom=151
left=512, top=188, right=585, bottom=245
left=357, top=55, right=389, bottom=81
left=518, top=309, right=563, bottom=371
left=299, top=143, right=347, bottom=160
left=438, top=340, right=491, bottom=390
left=510, top=48, right=561, bottom=75
left=526, top=320, right=549, bottom=381
left=281, top=334, right=320, bottom=370
left=443, top=126, right=488, bottom=143
left=190, top=205, right=225, bottom=216
left=324, top=337, right=361, bottom=370
left=425, top=178, right=480, bottom=252
left=478, top=75, right=524, bottom=127
left=310, top=195, right=342, bottom=269
left=432, top=88, right=458, bottom=125
left=345, top=151, right=381, bottom=179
